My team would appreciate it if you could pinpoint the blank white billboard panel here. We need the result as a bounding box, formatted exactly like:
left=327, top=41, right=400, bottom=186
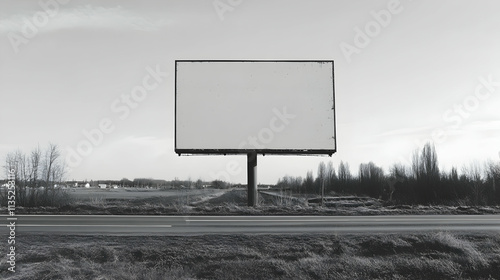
left=175, top=60, right=336, bottom=155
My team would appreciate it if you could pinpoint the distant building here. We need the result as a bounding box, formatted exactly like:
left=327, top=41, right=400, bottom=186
left=98, top=184, right=107, bottom=189
left=258, top=184, right=273, bottom=190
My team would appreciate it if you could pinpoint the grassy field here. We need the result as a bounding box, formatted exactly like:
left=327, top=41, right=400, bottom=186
left=68, top=188, right=220, bottom=200
left=8, top=187, right=499, bottom=216
left=1, top=232, right=499, bottom=279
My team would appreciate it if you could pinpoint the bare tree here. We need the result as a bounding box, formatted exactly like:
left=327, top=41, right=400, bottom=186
left=303, top=170, right=314, bottom=194
left=449, top=166, right=459, bottom=181
left=411, top=142, right=440, bottom=203
left=338, top=161, right=351, bottom=193
left=316, top=162, right=326, bottom=199
left=51, top=162, right=66, bottom=184
left=4, top=150, right=27, bottom=205
left=462, top=162, right=484, bottom=205
left=421, top=143, right=440, bottom=181
left=317, top=162, right=326, bottom=184
left=388, top=163, right=408, bottom=202
left=42, top=143, right=63, bottom=187
left=411, top=148, right=421, bottom=180
left=325, top=161, right=336, bottom=193
left=4, top=150, right=24, bottom=183
left=359, top=162, right=384, bottom=198
left=29, top=145, right=42, bottom=187
left=485, top=160, right=499, bottom=192
left=18, top=150, right=29, bottom=183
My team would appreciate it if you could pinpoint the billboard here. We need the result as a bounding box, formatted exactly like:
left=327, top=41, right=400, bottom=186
left=175, top=60, right=336, bottom=155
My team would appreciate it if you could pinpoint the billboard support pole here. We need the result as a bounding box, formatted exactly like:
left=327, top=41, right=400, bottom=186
left=247, top=152, right=258, bottom=206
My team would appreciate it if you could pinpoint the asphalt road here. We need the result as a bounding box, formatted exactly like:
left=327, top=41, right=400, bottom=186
left=1, top=215, right=500, bottom=235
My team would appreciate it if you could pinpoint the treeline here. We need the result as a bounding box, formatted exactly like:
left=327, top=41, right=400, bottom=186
left=88, top=178, right=233, bottom=189
left=0, top=144, right=237, bottom=207
left=276, top=143, right=500, bottom=206
left=1, top=143, right=231, bottom=190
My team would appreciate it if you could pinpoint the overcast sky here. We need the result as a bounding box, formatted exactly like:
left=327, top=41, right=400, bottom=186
left=1, top=0, right=499, bottom=184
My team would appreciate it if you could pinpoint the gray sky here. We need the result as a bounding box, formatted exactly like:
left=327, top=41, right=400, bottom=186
left=1, top=0, right=499, bottom=184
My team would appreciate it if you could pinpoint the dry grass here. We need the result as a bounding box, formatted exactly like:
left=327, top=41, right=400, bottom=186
left=1, top=232, right=499, bottom=280
left=5, top=188, right=500, bottom=216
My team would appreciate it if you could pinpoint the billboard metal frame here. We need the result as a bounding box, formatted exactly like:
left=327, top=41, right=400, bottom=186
left=174, top=59, right=337, bottom=156
left=174, top=60, right=336, bottom=206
